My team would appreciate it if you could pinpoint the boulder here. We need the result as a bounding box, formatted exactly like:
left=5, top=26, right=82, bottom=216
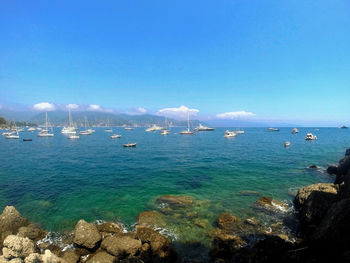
left=308, top=164, right=318, bottom=169
left=136, top=226, right=176, bottom=262
left=156, top=195, right=195, bottom=209
left=0, top=207, right=29, bottom=247
left=18, top=225, right=47, bottom=242
left=294, top=183, right=339, bottom=234
left=86, top=251, right=116, bottom=263
left=327, top=165, right=338, bottom=175
left=60, top=250, right=79, bottom=263
left=96, top=222, right=123, bottom=235
left=101, top=236, right=141, bottom=259
left=210, top=229, right=246, bottom=261
left=73, top=220, right=101, bottom=250
left=24, top=253, right=42, bottom=263
left=2, top=235, right=36, bottom=259
left=41, top=250, right=61, bottom=263
left=217, top=214, right=239, bottom=230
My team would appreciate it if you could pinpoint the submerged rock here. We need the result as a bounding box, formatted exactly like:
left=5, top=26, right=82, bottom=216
left=156, top=195, right=195, bottom=209
left=101, top=236, right=142, bottom=259
left=254, top=197, right=289, bottom=213
left=73, top=220, right=101, bottom=250
left=308, top=164, right=318, bottom=169
left=137, top=211, right=166, bottom=228
left=217, top=214, right=239, bottom=231
left=2, top=235, right=36, bottom=260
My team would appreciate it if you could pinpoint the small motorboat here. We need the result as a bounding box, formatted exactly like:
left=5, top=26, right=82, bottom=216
left=339, top=125, right=348, bottom=129
left=124, top=127, right=134, bottom=130
left=160, top=130, right=170, bottom=135
left=110, top=134, right=121, bottom=139
left=68, top=134, right=80, bottom=140
left=268, top=128, right=280, bottom=131
left=284, top=141, right=291, bottom=147
left=235, top=130, right=245, bottom=134
left=291, top=128, right=299, bottom=134
left=194, top=124, right=215, bottom=131
left=305, top=133, right=317, bottom=140
left=23, top=138, right=32, bottom=141
left=224, top=130, right=237, bottom=138
left=123, top=143, right=136, bottom=147
left=5, top=134, right=19, bottom=139
left=79, top=130, right=92, bottom=135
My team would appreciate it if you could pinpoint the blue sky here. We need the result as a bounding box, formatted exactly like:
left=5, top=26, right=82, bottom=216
left=0, top=0, right=349, bottom=125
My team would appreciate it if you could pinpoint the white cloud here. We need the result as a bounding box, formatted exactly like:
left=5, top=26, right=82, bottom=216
left=216, top=111, right=256, bottom=119
left=87, top=104, right=102, bottom=111
left=32, top=102, right=56, bottom=111
left=66, top=104, right=79, bottom=110
left=157, top=105, right=199, bottom=119
left=137, top=107, right=147, bottom=114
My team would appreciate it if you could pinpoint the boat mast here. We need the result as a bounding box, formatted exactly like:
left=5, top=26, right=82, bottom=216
left=45, top=112, right=48, bottom=131
left=68, top=109, right=72, bottom=127
left=187, top=111, right=190, bottom=132
left=165, top=116, right=167, bottom=130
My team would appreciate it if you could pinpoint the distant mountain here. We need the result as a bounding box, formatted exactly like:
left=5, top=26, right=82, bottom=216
left=26, top=111, right=202, bottom=127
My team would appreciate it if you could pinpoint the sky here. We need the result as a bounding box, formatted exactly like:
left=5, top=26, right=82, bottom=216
left=0, top=0, right=349, bottom=125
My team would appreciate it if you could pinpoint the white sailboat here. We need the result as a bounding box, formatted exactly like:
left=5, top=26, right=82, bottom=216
left=79, top=116, right=93, bottom=135
left=38, top=112, right=54, bottom=137
left=61, top=109, right=76, bottom=134
left=160, top=116, right=170, bottom=135
left=104, top=119, right=113, bottom=132
left=180, top=112, right=194, bottom=135
left=4, top=122, right=19, bottom=139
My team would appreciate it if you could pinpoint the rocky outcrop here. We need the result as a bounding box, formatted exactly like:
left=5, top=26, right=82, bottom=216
left=2, top=235, right=36, bottom=260
left=73, top=220, right=101, bottom=250
left=18, top=225, right=47, bottom=243
left=327, top=149, right=350, bottom=193
left=0, top=207, right=29, bottom=248
left=137, top=211, right=165, bottom=228
left=294, top=183, right=339, bottom=234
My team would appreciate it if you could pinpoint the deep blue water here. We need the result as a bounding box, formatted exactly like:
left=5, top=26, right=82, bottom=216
left=0, top=127, right=349, bottom=234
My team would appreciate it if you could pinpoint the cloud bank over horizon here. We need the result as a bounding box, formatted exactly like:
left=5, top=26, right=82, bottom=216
left=157, top=105, right=199, bottom=119
left=216, top=111, right=256, bottom=119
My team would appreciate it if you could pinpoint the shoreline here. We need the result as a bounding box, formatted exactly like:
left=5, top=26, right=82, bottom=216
left=1, top=148, right=349, bottom=262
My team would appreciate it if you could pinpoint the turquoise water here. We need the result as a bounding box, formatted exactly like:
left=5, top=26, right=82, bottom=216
left=0, top=127, right=349, bottom=235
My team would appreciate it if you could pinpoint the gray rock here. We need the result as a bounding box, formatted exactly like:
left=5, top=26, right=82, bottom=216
left=73, top=220, right=101, bottom=250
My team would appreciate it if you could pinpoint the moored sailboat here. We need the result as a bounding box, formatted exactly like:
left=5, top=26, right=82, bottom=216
left=37, top=112, right=54, bottom=137
left=180, top=112, right=194, bottom=135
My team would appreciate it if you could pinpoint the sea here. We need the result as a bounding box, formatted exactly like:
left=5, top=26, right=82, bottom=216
left=0, top=127, right=349, bottom=251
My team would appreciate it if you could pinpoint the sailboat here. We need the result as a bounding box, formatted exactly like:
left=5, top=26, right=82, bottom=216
left=38, top=112, right=54, bottom=137
left=160, top=116, right=170, bottom=135
left=4, top=121, right=19, bottom=139
left=104, top=119, right=113, bottom=132
left=180, top=112, right=195, bottom=135
left=61, top=109, right=76, bottom=134
left=79, top=116, right=93, bottom=135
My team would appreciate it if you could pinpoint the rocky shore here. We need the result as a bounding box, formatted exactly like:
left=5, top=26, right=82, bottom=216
left=1, top=148, right=349, bottom=262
